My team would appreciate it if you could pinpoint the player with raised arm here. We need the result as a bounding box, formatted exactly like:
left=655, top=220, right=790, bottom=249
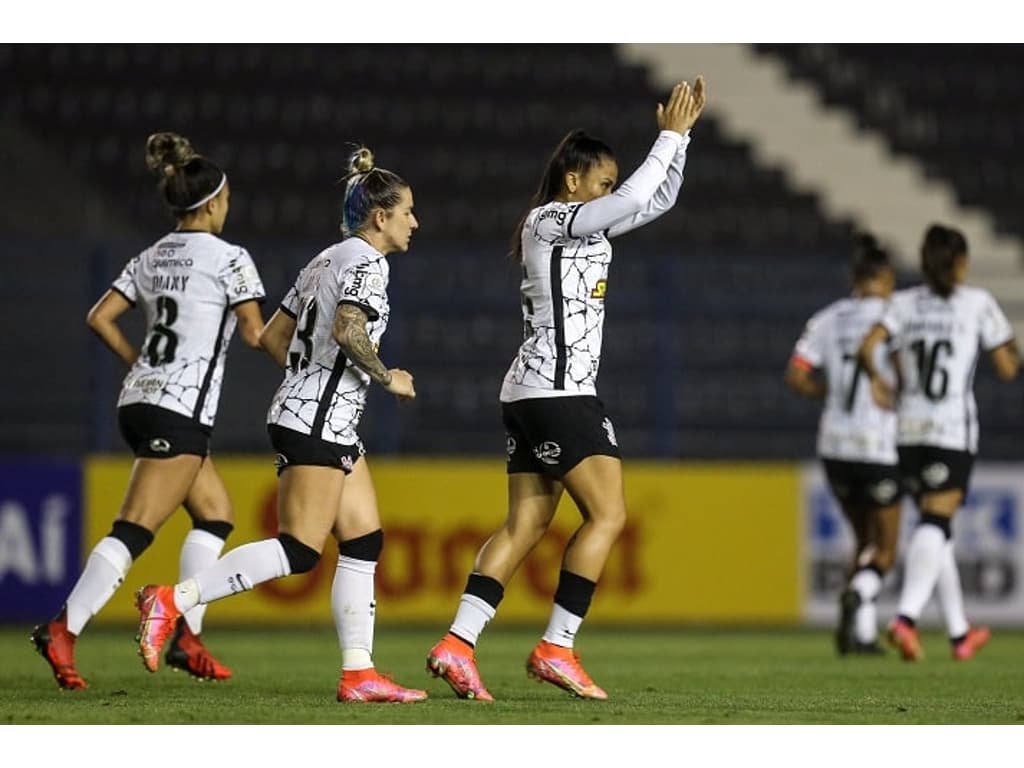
left=427, top=77, right=706, bottom=700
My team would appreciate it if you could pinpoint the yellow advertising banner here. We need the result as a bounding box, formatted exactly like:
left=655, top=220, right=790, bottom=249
left=84, top=457, right=802, bottom=626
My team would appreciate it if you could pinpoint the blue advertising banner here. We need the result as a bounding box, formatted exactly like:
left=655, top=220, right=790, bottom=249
left=802, top=462, right=1024, bottom=627
left=0, top=461, right=82, bottom=622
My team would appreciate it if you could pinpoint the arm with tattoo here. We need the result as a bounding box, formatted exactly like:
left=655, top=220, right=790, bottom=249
left=333, top=303, right=392, bottom=386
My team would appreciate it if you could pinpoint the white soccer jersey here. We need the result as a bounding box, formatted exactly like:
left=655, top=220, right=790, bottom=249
left=113, top=231, right=265, bottom=426
left=881, top=284, right=1014, bottom=453
left=266, top=238, right=390, bottom=445
left=501, top=129, right=690, bottom=402
left=792, top=296, right=898, bottom=464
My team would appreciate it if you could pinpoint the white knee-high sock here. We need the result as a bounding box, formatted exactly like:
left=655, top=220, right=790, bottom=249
left=175, top=539, right=290, bottom=612
left=179, top=529, right=227, bottom=635
left=542, top=603, right=584, bottom=648
left=332, top=555, right=377, bottom=671
left=897, top=523, right=947, bottom=620
left=936, top=540, right=969, bottom=639
left=450, top=595, right=497, bottom=646
left=850, top=568, right=883, bottom=643
left=65, top=537, right=133, bottom=635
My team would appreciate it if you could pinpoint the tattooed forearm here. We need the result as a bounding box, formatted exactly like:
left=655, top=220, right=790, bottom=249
left=334, top=304, right=392, bottom=386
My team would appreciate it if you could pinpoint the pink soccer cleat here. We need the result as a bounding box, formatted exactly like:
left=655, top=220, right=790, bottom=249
left=337, top=668, right=428, bottom=703
left=426, top=633, right=494, bottom=701
left=526, top=640, right=608, bottom=700
left=887, top=617, right=924, bottom=662
left=30, top=611, right=87, bottom=690
left=952, top=625, right=991, bottom=661
left=135, top=584, right=181, bottom=672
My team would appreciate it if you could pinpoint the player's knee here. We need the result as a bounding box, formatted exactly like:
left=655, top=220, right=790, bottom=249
left=277, top=533, right=321, bottom=574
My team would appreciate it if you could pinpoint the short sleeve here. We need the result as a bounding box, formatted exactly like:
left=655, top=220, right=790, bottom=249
left=219, top=247, right=266, bottom=307
left=792, top=311, right=827, bottom=369
left=879, top=297, right=904, bottom=345
left=111, top=256, right=139, bottom=305
left=279, top=284, right=300, bottom=318
left=532, top=203, right=585, bottom=242
left=978, top=290, right=1014, bottom=351
left=338, top=260, right=387, bottom=321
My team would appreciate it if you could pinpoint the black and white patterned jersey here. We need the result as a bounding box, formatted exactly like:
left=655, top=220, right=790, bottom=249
left=501, top=129, right=690, bottom=402
left=791, top=295, right=898, bottom=464
left=880, top=284, right=1014, bottom=453
left=113, top=231, right=266, bottom=426
left=266, top=237, right=389, bottom=445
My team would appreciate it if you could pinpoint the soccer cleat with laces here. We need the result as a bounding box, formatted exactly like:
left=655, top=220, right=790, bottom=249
left=952, top=625, right=991, bottom=661
left=135, top=584, right=181, bottom=672
left=30, top=611, right=87, bottom=690
left=425, top=634, right=494, bottom=701
left=165, top=617, right=232, bottom=681
left=337, top=669, right=428, bottom=703
left=886, top=617, right=924, bottom=661
left=526, top=640, right=608, bottom=700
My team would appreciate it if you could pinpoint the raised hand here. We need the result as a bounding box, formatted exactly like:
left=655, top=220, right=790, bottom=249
left=656, top=75, right=707, bottom=134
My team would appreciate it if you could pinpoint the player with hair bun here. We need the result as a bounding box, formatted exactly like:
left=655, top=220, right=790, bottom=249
left=135, top=145, right=427, bottom=703
left=31, top=132, right=266, bottom=689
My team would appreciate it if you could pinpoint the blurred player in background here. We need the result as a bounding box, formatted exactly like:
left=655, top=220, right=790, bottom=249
left=785, top=234, right=902, bottom=655
left=427, top=77, right=706, bottom=701
left=31, top=132, right=266, bottom=689
left=134, top=146, right=427, bottom=703
left=859, top=223, right=1020, bottom=661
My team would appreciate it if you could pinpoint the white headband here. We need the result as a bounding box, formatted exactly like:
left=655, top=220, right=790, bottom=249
left=182, top=173, right=227, bottom=211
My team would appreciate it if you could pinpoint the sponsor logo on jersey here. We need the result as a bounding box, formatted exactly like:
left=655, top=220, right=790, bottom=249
left=533, top=441, right=562, bottom=465
left=149, top=438, right=171, bottom=453
left=129, top=376, right=166, bottom=395
left=923, top=462, right=951, bottom=488
left=537, top=208, right=569, bottom=226
left=590, top=279, right=608, bottom=299
left=602, top=417, right=618, bottom=447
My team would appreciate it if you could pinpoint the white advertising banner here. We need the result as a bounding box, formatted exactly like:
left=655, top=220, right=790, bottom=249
left=802, top=461, right=1024, bottom=627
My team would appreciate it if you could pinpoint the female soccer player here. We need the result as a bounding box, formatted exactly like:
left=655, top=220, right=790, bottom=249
left=859, top=223, right=1020, bottom=661
left=427, top=77, right=706, bottom=700
left=785, top=234, right=902, bottom=655
left=135, top=146, right=427, bottom=703
left=31, top=132, right=266, bottom=688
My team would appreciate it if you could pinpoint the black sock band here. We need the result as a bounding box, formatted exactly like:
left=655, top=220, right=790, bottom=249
left=339, top=529, right=383, bottom=561
left=553, top=569, right=597, bottom=619
left=464, top=573, right=505, bottom=610
left=920, top=513, right=952, bottom=539
left=193, top=519, right=234, bottom=541
left=277, top=533, right=320, bottom=574
left=110, top=520, right=155, bottom=560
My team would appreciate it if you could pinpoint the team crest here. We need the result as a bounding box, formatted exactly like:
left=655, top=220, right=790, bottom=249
left=149, top=438, right=171, bottom=453
left=923, top=462, right=950, bottom=488
left=533, top=441, right=562, bottom=465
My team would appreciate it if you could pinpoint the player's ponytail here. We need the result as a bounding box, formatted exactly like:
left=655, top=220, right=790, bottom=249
left=510, top=130, right=615, bottom=262
left=851, top=233, right=891, bottom=282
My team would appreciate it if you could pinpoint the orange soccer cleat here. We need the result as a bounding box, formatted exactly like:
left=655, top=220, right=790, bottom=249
left=952, top=625, right=991, bottom=661
left=30, top=611, right=87, bottom=690
left=337, top=668, right=428, bottom=703
left=526, top=640, right=608, bottom=700
left=165, top=617, right=232, bottom=681
left=135, top=584, right=181, bottom=672
left=425, top=633, right=494, bottom=701
left=886, top=617, right=924, bottom=661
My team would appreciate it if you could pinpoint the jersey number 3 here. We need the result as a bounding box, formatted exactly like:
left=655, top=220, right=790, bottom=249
left=288, top=297, right=319, bottom=372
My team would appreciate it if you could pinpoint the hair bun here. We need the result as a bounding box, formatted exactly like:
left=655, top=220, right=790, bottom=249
left=145, top=132, right=197, bottom=177
left=349, top=147, right=375, bottom=174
